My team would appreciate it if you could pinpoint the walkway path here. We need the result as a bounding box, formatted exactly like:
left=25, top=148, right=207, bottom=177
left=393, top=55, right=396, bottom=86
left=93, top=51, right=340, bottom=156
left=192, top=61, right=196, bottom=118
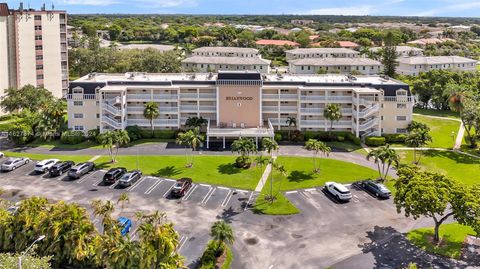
left=413, top=113, right=461, bottom=122
left=454, top=121, right=465, bottom=150
left=255, top=156, right=277, bottom=192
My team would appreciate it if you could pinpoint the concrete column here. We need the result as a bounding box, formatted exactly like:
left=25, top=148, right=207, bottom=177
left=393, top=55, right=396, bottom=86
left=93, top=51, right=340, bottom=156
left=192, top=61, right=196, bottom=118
left=356, top=93, right=360, bottom=137
left=206, top=135, right=209, bottom=149
left=255, top=137, right=258, bottom=148
left=223, top=136, right=226, bottom=149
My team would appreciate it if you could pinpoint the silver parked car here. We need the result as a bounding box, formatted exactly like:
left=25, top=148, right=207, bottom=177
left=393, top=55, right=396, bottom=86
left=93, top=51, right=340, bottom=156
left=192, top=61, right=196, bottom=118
left=1, top=157, right=31, bottom=171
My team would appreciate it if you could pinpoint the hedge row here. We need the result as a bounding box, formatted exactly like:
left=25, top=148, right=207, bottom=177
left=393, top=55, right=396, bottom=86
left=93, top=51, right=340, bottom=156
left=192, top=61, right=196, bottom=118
left=126, top=125, right=177, bottom=141
left=382, top=133, right=407, bottom=143
left=365, top=136, right=386, bottom=147
left=274, top=131, right=361, bottom=145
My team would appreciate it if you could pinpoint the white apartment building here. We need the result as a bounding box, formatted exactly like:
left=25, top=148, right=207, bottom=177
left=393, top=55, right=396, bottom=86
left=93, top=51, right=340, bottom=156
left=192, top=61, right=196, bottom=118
left=67, top=71, right=413, bottom=146
left=289, top=58, right=382, bottom=75
left=182, top=47, right=271, bottom=74
left=397, top=56, right=478, bottom=76
left=369, top=46, right=424, bottom=57
left=0, top=3, right=68, bottom=99
left=286, top=48, right=360, bottom=61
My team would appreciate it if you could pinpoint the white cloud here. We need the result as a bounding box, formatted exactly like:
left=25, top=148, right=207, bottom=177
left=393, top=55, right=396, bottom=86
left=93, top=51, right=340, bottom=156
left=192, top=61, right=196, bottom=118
left=306, top=5, right=377, bottom=16
left=415, top=1, right=480, bottom=16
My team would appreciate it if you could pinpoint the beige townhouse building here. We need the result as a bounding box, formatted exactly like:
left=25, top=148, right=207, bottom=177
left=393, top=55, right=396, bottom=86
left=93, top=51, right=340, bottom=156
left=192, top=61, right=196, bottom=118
left=369, top=46, right=424, bottom=57
left=397, top=56, right=478, bottom=76
left=286, top=48, right=360, bottom=61
left=182, top=47, right=271, bottom=74
left=67, top=71, right=413, bottom=147
left=289, top=58, right=383, bottom=75
left=0, top=3, right=68, bottom=100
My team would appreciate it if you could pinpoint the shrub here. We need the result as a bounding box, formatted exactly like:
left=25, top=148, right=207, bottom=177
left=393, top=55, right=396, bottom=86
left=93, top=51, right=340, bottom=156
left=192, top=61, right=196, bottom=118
left=126, top=125, right=142, bottom=141
left=87, top=128, right=100, bottom=141
left=7, top=124, right=34, bottom=145
left=383, top=133, right=407, bottom=144
left=153, top=130, right=176, bottom=139
left=274, top=133, right=282, bottom=142
left=60, top=130, right=85, bottom=145
left=303, top=131, right=318, bottom=141
left=290, top=130, right=304, bottom=142
left=365, top=136, right=386, bottom=147
left=337, top=136, right=345, bottom=142
left=234, top=156, right=251, bottom=168
left=199, top=241, right=222, bottom=269
left=351, top=136, right=362, bottom=145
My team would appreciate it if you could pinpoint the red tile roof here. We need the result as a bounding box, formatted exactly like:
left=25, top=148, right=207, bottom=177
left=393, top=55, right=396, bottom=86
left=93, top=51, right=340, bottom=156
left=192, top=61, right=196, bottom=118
left=337, top=41, right=360, bottom=48
left=256, top=39, right=300, bottom=47
left=0, top=3, right=10, bottom=16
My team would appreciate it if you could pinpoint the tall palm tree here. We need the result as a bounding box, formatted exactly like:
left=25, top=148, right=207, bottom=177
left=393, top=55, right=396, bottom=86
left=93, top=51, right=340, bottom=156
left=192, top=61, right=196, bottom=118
left=285, top=117, right=297, bottom=141
left=262, top=138, right=279, bottom=201
left=231, top=137, right=257, bottom=168
left=117, top=192, right=130, bottom=212
left=210, top=221, right=234, bottom=252
left=366, top=145, right=399, bottom=181
left=176, top=127, right=204, bottom=167
left=304, top=139, right=331, bottom=173
left=268, top=161, right=287, bottom=203
left=143, top=102, right=159, bottom=136
left=97, top=130, right=130, bottom=163
left=406, top=130, right=432, bottom=164
left=323, top=103, right=342, bottom=135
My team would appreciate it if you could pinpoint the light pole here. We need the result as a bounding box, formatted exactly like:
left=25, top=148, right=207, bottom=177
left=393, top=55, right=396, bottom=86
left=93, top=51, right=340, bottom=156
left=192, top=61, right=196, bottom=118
left=18, top=235, right=45, bottom=269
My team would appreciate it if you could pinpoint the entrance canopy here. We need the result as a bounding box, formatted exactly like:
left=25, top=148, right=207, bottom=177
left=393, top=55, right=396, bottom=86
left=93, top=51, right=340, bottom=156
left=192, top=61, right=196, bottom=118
left=206, top=119, right=275, bottom=149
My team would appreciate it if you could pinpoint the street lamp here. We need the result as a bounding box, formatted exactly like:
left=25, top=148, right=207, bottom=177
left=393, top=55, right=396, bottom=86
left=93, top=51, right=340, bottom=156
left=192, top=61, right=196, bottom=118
left=18, top=235, right=45, bottom=269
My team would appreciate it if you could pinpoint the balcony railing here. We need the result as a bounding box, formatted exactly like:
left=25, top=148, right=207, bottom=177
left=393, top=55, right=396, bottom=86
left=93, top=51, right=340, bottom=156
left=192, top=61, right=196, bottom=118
left=160, top=107, right=179, bottom=113
left=199, top=105, right=216, bottom=112
left=127, top=107, right=144, bottom=113
left=128, top=94, right=178, bottom=101
left=262, top=94, right=279, bottom=99
left=103, top=103, right=121, bottom=116
left=383, top=96, right=414, bottom=102
left=300, top=95, right=326, bottom=101
left=300, top=120, right=326, bottom=127
left=268, top=118, right=291, bottom=126
left=67, top=94, right=98, bottom=100
left=300, top=108, right=323, bottom=114
left=199, top=93, right=216, bottom=99
left=102, top=116, right=121, bottom=129
left=127, top=119, right=178, bottom=126
left=180, top=93, right=197, bottom=99
left=180, top=105, right=198, bottom=111
left=263, top=106, right=297, bottom=113
left=328, top=96, right=352, bottom=102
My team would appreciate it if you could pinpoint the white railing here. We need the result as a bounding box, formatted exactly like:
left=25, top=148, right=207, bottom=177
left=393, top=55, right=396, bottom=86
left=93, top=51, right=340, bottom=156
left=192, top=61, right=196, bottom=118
left=103, top=102, right=121, bottom=116
left=268, top=118, right=291, bottom=126
left=342, top=108, right=353, bottom=114
left=128, top=94, right=178, bottom=101
left=199, top=106, right=216, bottom=112
left=199, top=93, right=216, bottom=99
left=301, top=108, right=323, bottom=114
left=127, top=119, right=178, bottom=126
left=300, top=120, right=326, bottom=127
left=102, top=116, right=121, bottom=129
left=67, top=94, right=98, bottom=100
left=262, top=94, right=279, bottom=99
left=362, top=130, right=380, bottom=137
left=127, top=107, right=144, bottom=113
left=263, top=106, right=278, bottom=112
left=300, top=95, right=326, bottom=101
left=281, top=94, right=298, bottom=99
left=180, top=93, right=197, bottom=99
left=356, top=104, right=379, bottom=118
left=160, top=107, right=179, bottom=113
left=280, top=106, right=297, bottom=113
left=180, top=105, right=198, bottom=111
left=358, top=119, right=378, bottom=131
left=328, top=96, right=352, bottom=102
left=353, top=97, right=377, bottom=106
left=332, top=120, right=352, bottom=127
left=383, top=96, right=414, bottom=103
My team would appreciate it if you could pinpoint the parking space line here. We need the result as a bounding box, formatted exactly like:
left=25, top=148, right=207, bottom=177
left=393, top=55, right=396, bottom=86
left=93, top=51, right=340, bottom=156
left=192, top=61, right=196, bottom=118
left=244, top=191, right=255, bottom=211
left=108, top=181, right=121, bottom=189
left=93, top=178, right=103, bottom=186
left=201, top=187, right=215, bottom=204
left=299, top=191, right=322, bottom=209
left=221, top=189, right=233, bottom=207
left=285, top=190, right=298, bottom=194
left=162, top=182, right=176, bottom=197
left=199, top=184, right=210, bottom=187
left=164, top=178, right=176, bottom=182
left=217, top=186, right=230, bottom=190
left=182, top=184, right=198, bottom=201
left=127, top=177, right=147, bottom=192
left=177, top=235, right=188, bottom=251
left=77, top=170, right=100, bottom=184
left=145, top=179, right=163, bottom=194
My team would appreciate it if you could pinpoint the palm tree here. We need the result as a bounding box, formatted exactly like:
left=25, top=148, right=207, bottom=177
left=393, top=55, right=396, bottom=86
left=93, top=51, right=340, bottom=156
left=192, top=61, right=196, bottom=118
left=324, top=103, right=342, bottom=135
left=304, top=139, right=331, bottom=173
left=185, top=116, right=208, bottom=130
left=262, top=138, right=279, bottom=201
left=117, top=192, right=130, bottom=212
left=285, top=117, right=297, bottom=141
left=267, top=161, right=287, bottom=203
left=406, top=130, right=432, bottom=164
left=176, top=127, right=204, bottom=167
left=143, top=102, right=159, bottom=136
left=210, top=221, right=234, bottom=252
left=97, top=130, right=130, bottom=163
left=231, top=137, right=257, bottom=168
left=366, top=145, right=399, bottom=181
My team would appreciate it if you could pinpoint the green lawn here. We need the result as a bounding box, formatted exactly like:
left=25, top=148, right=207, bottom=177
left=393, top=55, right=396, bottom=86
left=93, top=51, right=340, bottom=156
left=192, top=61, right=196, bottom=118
left=413, top=108, right=460, bottom=119
left=274, top=156, right=379, bottom=191
left=26, top=139, right=102, bottom=150
left=326, top=141, right=367, bottom=155
left=398, top=150, right=480, bottom=186
left=96, top=155, right=264, bottom=190
left=253, top=178, right=300, bottom=215
left=123, top=138, right=175, bottom=147
left=0, top=119, right=19, bottom=132
left=412, top=115, right=461, bottom=149
left=2, top=151, right=94, bottom=163
left=407, top=223, right=475, bottom=259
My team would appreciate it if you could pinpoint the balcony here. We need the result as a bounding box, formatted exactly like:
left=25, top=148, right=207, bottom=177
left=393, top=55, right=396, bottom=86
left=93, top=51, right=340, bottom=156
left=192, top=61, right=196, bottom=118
left=127, top=107, right=144, bottom=113
left=268, top=118, right=291, bottom=126
left=300, top=95, right=326, bottom=101
left=300, top=107, right=323, bottom=114
left=199, top=105, right=216, bottom=112
left=300, top=120, right=326, bottom=127
left=383, top=96, right=414, bottom=103
left=128, top=94, right=178, bottom=101
left=342, top=108, right=353, bottom=114
left=66, top=94, right=97, bottom=100
left=179, top=93, right=197, bottom=99
left=328, top=96, right=352, bottom=102
left=180, top=105, right=198, bottom=111
left=199, top=93, right=216, bottom=99
left=280, top=94, right=298, bottom=100
left=127, top=119, right=178, bottom=127
left=262, top=94, right=279, bottom=100
left=160, top=107, right=179, bottom=113
left=102, top=116, right=121, bottom=129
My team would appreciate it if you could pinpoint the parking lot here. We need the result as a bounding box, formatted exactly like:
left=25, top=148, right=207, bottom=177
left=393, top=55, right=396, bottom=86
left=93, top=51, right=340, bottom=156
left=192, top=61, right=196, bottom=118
left=0, top=160, right=257, bottom=267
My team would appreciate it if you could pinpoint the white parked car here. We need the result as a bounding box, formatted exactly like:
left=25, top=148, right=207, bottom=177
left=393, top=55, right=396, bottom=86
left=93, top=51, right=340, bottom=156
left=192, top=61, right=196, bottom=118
left=325, top=182, right=352, bottom=201
left=34, top=159, right=60, bottom=173
left=0, top=152, right=4, bottom=158
left=1, top=157, right=30, bottom=171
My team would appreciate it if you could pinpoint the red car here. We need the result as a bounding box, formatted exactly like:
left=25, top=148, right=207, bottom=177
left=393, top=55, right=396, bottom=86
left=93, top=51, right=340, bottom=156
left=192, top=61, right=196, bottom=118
left=170, top=178, right=193, bottom=198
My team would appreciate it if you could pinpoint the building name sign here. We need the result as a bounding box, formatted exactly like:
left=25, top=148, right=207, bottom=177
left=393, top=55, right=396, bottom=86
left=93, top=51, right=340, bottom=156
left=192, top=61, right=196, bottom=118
left=226, top=96, right=253, bottom=101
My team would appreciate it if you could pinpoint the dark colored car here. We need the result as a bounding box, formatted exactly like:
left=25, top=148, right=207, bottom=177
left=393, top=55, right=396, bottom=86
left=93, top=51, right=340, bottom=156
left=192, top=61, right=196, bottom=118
left=49, top=161, right=75, bottom=177
left=118, top=217, right=132, bottom=236
left=103, top=167, right=127, bottom=184
left=118, top=170, right=142, bottom=187
left=170, top=178, right=193, bottom=198
left=68, top=162, right=95, bottom=179
left=360, top=180, right=391, bottom=199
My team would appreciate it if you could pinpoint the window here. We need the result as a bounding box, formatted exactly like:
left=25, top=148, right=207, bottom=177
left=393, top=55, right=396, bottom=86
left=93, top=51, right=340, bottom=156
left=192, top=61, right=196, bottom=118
left=34, top=15, right=41, bottom=20
left=74, top=126, right=84, bottom=131
left=96, top=114, right=100, bottom=118
left=36, top=74, right=44, bottom=80
left=73, top=101, right=83, bottom=106
left=396, top=116, right=407, bottom=121
left=73, top=88, right=83, bottom=94
left=36, top=55, right=43, bottom=60
left=74, top=113, right=84, bottom=119
left=396, top=89, right=407, bottom=96
left=35, top=25, right=42, bottom=31
left=396, top=128, right=407, bottom=133
left=36, top=65, right=43, bottom=70
left=35, top=45, right=43, bottom=50
left=35, top=35, right=42, bottom=40
left=397, top=103, right=407, bottom=109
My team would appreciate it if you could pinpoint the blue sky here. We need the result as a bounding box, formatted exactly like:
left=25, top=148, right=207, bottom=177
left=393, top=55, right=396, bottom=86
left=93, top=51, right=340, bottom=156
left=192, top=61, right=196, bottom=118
left=6, top=0, right=480, bottom=17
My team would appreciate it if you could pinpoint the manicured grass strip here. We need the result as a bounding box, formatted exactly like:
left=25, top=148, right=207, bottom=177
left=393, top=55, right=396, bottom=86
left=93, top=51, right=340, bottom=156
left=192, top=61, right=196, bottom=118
left=412, top=115, right=461, bottom=149
left=398, top=150, right=480, bottom=186
left=27, top=139, right=102, bottom=150
left=413, top=108, right=460, bottom=119
left=253, top=180, right=300, bottom=215
left=2, top=151, right=94, bottom=163
left=220, top=245, right=233, bottom=269
left=407, top=223, right=475, bottom=259
left=275, top=156, right=379, bottom=191
left=326, top=141, right=366, bottom=155
left=96, top=155, right=264, bottom=190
